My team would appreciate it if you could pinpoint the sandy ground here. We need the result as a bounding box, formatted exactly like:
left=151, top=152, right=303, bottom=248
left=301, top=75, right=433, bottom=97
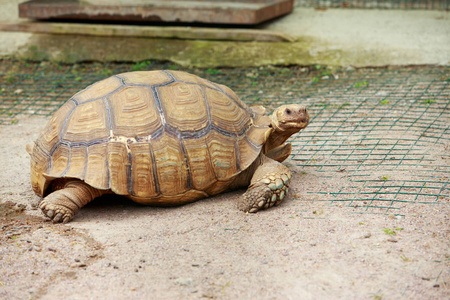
left=0, top=115, right=448, bottom=299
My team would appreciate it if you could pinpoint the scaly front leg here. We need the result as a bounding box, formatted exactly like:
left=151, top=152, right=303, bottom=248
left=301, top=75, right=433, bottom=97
left=238, top=156, right=291, bottom=213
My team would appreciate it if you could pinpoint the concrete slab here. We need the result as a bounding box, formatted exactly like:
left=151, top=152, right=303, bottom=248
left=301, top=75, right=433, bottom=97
left=19, top=0, right=294, bottom=25
left=0, top=0, right=449, bottom=67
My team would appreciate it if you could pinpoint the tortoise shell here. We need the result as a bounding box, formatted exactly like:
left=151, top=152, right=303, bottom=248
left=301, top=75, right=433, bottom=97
left=30, top=70, right=271, bottom=205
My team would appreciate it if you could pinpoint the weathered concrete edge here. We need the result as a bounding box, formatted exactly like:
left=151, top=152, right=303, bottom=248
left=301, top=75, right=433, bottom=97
left=5, top=33, right=439, bottom=68
left=0, top=22, right=295, bottom=42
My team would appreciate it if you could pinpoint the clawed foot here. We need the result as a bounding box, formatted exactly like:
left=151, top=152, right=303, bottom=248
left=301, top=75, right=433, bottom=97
left=238, top=173, right=290, bottom=213
left=238, top=183, right=272, bottom=213
left=39, top=200, right=75, bottom=223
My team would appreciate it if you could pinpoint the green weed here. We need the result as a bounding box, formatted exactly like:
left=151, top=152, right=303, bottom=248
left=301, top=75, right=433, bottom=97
left=355, top=81, right=368, bottom=87
left=422, top=99, right=435, bottom=104
left=132, top=60, right=152, bottom=71
left=205, top=68, right=221, bottom=75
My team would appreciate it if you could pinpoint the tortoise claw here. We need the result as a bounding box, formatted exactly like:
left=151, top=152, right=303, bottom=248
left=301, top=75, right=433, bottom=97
left=53, top=213, right=63, bottom=223
left=39, top=200, right=75, bottom=223
left=46, top=209, right=55, bottom=218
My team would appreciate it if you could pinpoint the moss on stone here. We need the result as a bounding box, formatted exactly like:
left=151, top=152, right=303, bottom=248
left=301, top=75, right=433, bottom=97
left=18, top=33, right=415, bottom=68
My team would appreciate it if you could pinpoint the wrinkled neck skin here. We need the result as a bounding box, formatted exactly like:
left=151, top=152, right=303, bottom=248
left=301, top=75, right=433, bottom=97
left=264, top=118, right=301, bottom=154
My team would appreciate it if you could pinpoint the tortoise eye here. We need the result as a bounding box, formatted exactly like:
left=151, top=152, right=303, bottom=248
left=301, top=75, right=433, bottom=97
left=285, top=108, right=291, bottom=114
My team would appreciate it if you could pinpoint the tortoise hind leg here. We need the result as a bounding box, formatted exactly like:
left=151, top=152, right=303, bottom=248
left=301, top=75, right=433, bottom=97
left=238, top=156, right=291, bottom=213
left=39, top=179, right=105, bottom=223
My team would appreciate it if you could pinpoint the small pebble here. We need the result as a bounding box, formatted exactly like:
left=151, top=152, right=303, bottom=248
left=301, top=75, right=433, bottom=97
left=175, top=277, right=194, bottom=286
left=388, top=237, right=398, bottom=243
left=364, top=232, right=372, bottom=238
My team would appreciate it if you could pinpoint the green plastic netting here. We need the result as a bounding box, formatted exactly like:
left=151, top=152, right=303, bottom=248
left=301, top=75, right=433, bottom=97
left=0, top=60, right=448, bottom=216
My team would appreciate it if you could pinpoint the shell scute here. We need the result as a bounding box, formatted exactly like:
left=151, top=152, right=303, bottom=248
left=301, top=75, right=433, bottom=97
left=183, top=137, right=215, bottom=191
left=108, top=86, right=161, bottom=137
left=85, top=143, right=109, bottom=190
left=168, top=70, right=217, bottom=90
left=151, top=133, right=189, bottom=196
left=73, top=76, right=123, bottom=104
left=129, top=142, right=157, bottom=198
left=157, top=82, right=209, bottom=132
left=206, top=131, right=238, bottom=180
left=205, top=88, right=250, bottom=133
left=38, top=100, right=76, bottom=153
left=118, top=71, right=172, bottom=86
left=49, top=143, right=70, bottom=178
left=107, top=141, right=130, bottom=195
left=63, top=146, right=87, bottom=180
left=62, top=99, right=110, bottom=143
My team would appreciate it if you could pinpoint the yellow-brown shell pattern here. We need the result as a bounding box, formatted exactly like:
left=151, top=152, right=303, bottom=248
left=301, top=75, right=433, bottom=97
left=30, top=71, right=270, bottom=204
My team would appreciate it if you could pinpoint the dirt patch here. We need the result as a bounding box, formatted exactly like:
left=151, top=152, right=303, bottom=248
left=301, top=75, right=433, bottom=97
left=0, top=200, right=26, bottom=217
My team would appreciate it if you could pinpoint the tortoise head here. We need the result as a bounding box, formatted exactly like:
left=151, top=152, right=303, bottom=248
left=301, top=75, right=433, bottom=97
left=270, top=104, right=309, bottom=135
left=264, top=104, right=309, bottom=159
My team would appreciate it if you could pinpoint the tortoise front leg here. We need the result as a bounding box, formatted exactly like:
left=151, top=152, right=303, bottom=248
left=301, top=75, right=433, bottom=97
left=238, top=156, right=291, bottom=213
left=39, top=180, right=105, bottom=223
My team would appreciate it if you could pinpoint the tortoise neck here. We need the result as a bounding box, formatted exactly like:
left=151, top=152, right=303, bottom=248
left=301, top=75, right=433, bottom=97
left=265, top=129, right=293, bottom=153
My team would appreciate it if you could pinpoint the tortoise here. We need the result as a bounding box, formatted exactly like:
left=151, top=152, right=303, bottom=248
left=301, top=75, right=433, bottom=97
left=28, top=70, right=309, bottom=223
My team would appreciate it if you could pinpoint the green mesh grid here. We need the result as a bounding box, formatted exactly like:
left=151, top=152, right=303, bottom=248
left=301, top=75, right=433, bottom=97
left=295, top=0, right=449, bottom=10
left=0, top=60, right=448, bottom=216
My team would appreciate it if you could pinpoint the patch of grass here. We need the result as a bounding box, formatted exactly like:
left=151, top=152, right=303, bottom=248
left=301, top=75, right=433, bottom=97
left=97, top=68, right=114, bottom=76
left=312, top=76, right=320, bottom=83
left=205, top=68, right=221, bottom=75
left=355, top=81, right=368, bottom=87
left=422, top=99, right=435, bottom=104
left=320, top=68, right=333, bottom=77
left=339, top=102, right=351, bottom=108
left=400, top=254, right=410, bottom=262
left=382, top=228, right=396, bottom=235
left=132, top=60, right=152, bottom=71
left=382, top=227, right=403, bottom=236
left=313, top=209, right=324, bottom=215
left=280, top=68, right=290, bottom=76
left=381, top=175, right=390, bottom=181
left=380, top=99, right=389, bottom=105
left=370, top=292, right=383, bottom=300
